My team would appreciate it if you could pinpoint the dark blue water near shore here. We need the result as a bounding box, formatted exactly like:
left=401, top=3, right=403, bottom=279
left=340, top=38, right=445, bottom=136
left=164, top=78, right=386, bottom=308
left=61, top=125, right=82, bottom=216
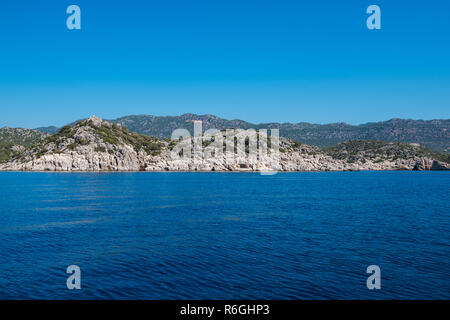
left=0, top=172, right=449, bottom=299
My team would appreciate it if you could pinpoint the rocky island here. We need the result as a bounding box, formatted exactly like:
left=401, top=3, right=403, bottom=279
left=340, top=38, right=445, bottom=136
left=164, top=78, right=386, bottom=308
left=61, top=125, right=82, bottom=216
left=0, top=116, right=448, bottom=172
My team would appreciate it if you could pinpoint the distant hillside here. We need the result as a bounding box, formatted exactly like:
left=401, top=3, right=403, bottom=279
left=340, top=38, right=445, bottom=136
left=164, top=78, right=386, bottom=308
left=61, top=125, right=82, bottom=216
left=34, top=114, right=450, bottom=153
left=111, top=114, right=252, bottom=137
left=0, top=127, right=48, bottom=162
left=34, top=126, right=59, bottom=134
left=324, top=140, right=450, bottom=165
left=111, top=115, right=450, bottom=153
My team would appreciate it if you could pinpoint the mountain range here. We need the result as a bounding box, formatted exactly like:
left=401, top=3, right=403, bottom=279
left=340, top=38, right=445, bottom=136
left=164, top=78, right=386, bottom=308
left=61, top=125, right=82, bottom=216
left=34, top=114, right=450, bottom=153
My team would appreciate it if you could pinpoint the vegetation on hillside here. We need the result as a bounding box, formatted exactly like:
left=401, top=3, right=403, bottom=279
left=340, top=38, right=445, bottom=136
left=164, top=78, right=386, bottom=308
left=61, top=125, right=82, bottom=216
left=324, top=140, right=450, bottom=164
left=0, top=141, right=14, bottom=162
left=0, top=128, right=48, bottom=163
left=86, top=120, right=163, bottom=156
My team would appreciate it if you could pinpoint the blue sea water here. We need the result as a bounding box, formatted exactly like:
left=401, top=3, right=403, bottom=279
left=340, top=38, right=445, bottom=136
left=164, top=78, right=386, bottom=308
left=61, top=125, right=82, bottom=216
left=0, top=171, right=449, bottom=300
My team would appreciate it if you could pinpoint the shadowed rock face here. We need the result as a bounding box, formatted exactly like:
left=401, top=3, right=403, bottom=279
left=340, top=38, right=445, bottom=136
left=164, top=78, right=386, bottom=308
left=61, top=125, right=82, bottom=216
left=1, top=116, right=449, bottom=172
left=413, top=159, right=450, bottom=171
left=431, top=161, right=450, bottom=170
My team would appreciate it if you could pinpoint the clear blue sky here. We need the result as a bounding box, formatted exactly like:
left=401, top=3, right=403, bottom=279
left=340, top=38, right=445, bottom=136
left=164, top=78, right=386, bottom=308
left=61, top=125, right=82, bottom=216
left=0, top=0, right=449, bottom=128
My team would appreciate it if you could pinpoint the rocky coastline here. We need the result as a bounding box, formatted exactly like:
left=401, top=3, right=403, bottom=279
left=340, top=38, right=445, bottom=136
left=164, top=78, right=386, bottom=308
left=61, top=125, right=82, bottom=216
left=0, top=116, right=448, bottom=172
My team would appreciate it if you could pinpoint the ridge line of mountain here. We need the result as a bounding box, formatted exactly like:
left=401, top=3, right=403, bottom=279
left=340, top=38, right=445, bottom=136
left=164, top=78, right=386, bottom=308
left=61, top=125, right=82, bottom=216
left=32, top=114, right=450, bottom=131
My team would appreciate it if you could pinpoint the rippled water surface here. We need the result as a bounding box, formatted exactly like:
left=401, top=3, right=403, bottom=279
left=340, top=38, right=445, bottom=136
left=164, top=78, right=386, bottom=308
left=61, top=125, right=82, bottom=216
left=0, top=172, right=449, bottom=299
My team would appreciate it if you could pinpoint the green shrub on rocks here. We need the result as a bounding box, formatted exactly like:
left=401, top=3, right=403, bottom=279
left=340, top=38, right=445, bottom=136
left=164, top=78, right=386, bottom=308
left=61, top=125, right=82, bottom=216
left=87, top=121, right=163, bottom=156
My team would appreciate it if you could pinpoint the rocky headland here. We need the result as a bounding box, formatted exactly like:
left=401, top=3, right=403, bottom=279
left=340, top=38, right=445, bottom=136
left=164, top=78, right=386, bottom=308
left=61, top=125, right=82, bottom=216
left=0, top=116, right=448, bottom=172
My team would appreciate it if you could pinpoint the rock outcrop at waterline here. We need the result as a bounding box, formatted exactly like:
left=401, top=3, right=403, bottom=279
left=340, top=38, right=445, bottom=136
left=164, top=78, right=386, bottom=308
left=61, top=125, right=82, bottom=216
left=412, top=158, right=450, bottom=171
left=0, top=116, right=448, bottom=172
